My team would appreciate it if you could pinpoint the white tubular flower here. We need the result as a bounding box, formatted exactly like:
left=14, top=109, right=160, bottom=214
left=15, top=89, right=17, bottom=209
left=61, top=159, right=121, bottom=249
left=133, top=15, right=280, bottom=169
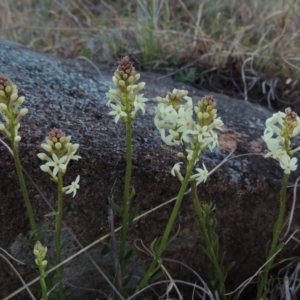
left=106, top=88, right=121, bottom=106
left=293, top=116, right=300, bottom=137
left=171, top=162, right=182, bottom=177
left=40, top=165, right=51, bottom=173
left=19, top=108, right=28, bottom=116
left=17, top=96, right=25, bottom=105
left=195, top=125, right=211, bottom=142
left=176, top=107, right=195, bottom=133
left=182, top=125, right=210, bottom=144
left=209, top=117, right=224, bottom=131
left=62, top=175, right=80, bottom=197
left=190, top=164, right=209, bottom=184
left=40, top=165, right=57, bottom=181
left=14, top=135, right=21, bottom=143
left=265, top=112, right=286, bottom=135
left=266, top=111, right=285, bottom=126
left=70, top=143, right=80, bottom=152
left=68, top=151, right=82, bottom=161
left=207, top=131, right=219, bottom=151
left=136, top=81, right=145, bottom=90
left=262, top=129, right=284, bottom=159
left=160, top=128, right=180, bottom=146
left=154, top=116, right=166, bottom=129
left=279, top=154, right=298, bottom=174
left=133, top=94, right=148, bottom=115
left=0, top=103, right=8, bottom=113
left=264, top=145, right=287, bottom=161
left=183, top=95, right=193, bottom=110
left=41, top=143, right=53, bottom=154
left=185, top=148, right=200, bottom=165
left=108, top=104, right=127, bottom=123
left=45, top=154, right=68, bottom=177
left=158, top=104, right=178, bottom=122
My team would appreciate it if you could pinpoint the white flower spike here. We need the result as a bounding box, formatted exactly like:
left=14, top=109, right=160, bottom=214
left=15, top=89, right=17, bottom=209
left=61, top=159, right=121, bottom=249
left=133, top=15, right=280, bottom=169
left=262, top=108, right=300, bottom=174
left=107, top=56, right=147, bottom=123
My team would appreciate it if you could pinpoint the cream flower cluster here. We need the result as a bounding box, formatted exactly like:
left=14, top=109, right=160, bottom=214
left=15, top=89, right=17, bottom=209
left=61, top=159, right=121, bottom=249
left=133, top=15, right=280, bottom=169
left=262, top=108, right=300, bottom=174
left=38, top=128, right=81, bottom=197
left=106, top=56, right=147, bottom=123
left=34, top=241, right=48, bottom=269
left=155, top=91, right=223, bottom=183
left=155, top=90, right=223, bottom=151
left=0, top=75, right=28, bottom=143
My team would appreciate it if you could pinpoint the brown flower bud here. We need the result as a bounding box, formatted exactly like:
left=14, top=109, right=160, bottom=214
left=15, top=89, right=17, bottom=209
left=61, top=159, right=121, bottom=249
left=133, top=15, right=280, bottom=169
left=48, top=128, right=65, bottom=141
left=0, top=75, right=13, bottom=92
left=118, top=56, right=135, bottom=77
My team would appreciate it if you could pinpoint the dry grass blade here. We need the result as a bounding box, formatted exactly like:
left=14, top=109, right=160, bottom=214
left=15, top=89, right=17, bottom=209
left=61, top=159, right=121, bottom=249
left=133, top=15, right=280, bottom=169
left=242, top=56, right=253, bottom=102
left=230, top=229, right=300, bottom=299
left=268, top=257, right=300, bottom=300
left=127, top=279, right=216, bottom=300
left=0, top=248, right=25, bottom=265
left=53, top=0, right=83, bottom=28
left=163, top=258, right=215, bottom=299
left=1, top=253, right=36, bottom=300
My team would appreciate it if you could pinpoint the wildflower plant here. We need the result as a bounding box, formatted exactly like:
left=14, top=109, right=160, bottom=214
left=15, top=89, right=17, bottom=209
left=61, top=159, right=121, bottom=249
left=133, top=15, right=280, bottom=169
left=106, top=56, right=147, bottom=289
left=38, top=128, right=81, bottom=299
left=0, top=75, right=39, bottom=239
left=257, top=108, right=300, bottom=299
left=34, top=241, right=48, bottom=300
left=136, top=92, right=232, bottom=298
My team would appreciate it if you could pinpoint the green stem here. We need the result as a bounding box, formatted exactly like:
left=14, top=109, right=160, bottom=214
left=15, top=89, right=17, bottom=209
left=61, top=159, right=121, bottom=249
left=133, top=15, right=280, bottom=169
left=136, top=143, right=201, bottom=291
left=256, top=173, right=289, bottom=300
left=191, top=181, right=227, bottom=299
left=119, top=103, right=133, bottom=274
left=9, top=122, right=38, bottom=240
left=38, top=265, right=48, bottom=300
left=55, top=172, right=64, bottom=300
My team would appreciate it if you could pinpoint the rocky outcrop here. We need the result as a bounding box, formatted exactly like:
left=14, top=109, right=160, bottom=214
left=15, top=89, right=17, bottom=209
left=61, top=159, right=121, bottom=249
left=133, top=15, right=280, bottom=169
left=0, top=39, right=299, bottom=299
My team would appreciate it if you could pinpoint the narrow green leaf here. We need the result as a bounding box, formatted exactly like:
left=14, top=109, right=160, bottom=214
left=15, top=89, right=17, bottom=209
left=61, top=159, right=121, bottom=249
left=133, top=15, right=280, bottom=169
left=198, top=244, right=209, bottom=257
left=226, top=261, right=235, bottom=272
left=45, top=211, right=58, bottom=217
left=111, top=202, right=123, bottom=214
left=148, top=269, right=163, bottom=283
left=16, top=237, right=34, bottom=247
left=276, top=243, right=285, bottom=252
left=129, top=187, right=136, bottom=201
left=124, top=250, right=134, bottom=262
left=154, top=236, right=163, bottom=252
left=167, top=225, right=180, bottom=245
left=150, top=238, right=158, bottom=253
left=61, top=240, right=72, bottom=250
left=129, top=204, right=140, bottom=223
